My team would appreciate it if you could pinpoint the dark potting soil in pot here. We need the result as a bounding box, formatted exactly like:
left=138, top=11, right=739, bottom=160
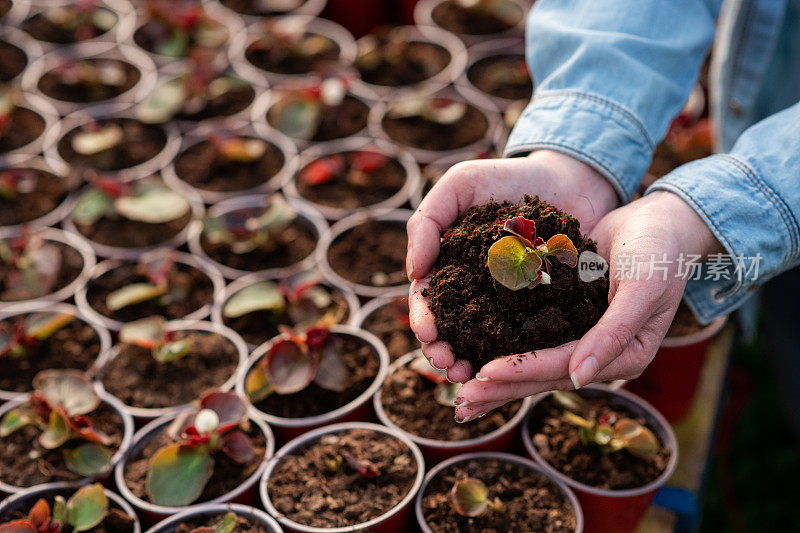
left=421, top=457, right=577, bottom=533
left=0, top=494, right=136, bottom=533
left=176, top=84, right=255, bottom=121
left=175, top=138, right=284, bottom=193
left=296, top=151, right=407, bottom=209
left=100, top=330, right=239, bottom=409
left=665, top=301, right=706, bottom=338
left=0, top=318, right=101, bottom=393
left=223, top=288, right=350, bottom=346
left=0, top=240, right=84, bottom=300
left=0, top=40, right=27, bottom=82
left=245, top=35, right=340, bottom=75
left=361, top=300, right=419, bottom=361
left=357, top=39, right=451, bottom=87
left=22, top=11, right=117, bottom=44
left=530, top=393, right=670, bottom=490
left=267, top=428, right=418, bottom=528
left=425, top=195, right=609, bottom=369
left=0, top=168, right=77, bottom=227
left=0, top=403, right=124, bottom=488
left=381, top=364, right=523, bottom=440
left=221, top=0, right=311, bottom=16
left=75, top=210, right=192, bottom=250
left=174, top=513, right=271, bottom=533
left=58, top=119, right=167, bottom=172
left=200, top=219, right=317, bottom=272
left=253, top=334, right=379, bottom=418
left=468, top=53, right=533, bottom=101
left=382, top=105, right=488, bottom=152
left=0, top=107, right=45, bottom=154
left=268, top=95, right=368, bottom=142
left=85, top=262, right=215, bottom=324
left=432, top=0, right=521, bottom=35
left=37, top=60, right=141, bottom=103
left=327, top=220, right=407, bottom=287
left=124, top=424, right=266, bottom=503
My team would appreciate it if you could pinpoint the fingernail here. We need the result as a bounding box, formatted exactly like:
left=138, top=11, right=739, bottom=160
left=455, top=414, right=472, bottom=424
left=570, top=355, right=599, bottom=389
left=429, top=359, right=443, bottom=370
left=475, top=373, right=490, bottom=382
left=454, top=398, right=471, bottom=408
left=405, top=244, right=414, bottom=281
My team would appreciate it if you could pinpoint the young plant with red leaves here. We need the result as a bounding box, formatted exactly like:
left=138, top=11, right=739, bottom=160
left=270, top=76, right=351, bottom=140
left=0, top=371, right=115, bottom=478
left=450, top=477, right=506, bottom=517
left=387, top=94, right=468, bottom=125
left=245, top=321, right=349, bottom=402
left=0, top=232, right=64, bottom=301
left=0, top=483, right=122, bottom=533
left=202, top=194, right=297, bottom=254
left=487, top=216, right=578, bottom=290
left=119, top=315, right=193, bottom=363
left=0, top=312, right=74, bottom=359
left=298, top=150, right=390, bottom=188
left=408, top=354, right=461, bottom=406
left=322, top=449, right=381, bottom=479
left=39, top=1, right=118, bottom=42
left=142, top=1, right=227, bottom=58
left=145, top=391, right=256, bottom=507
left=551, top=391, right=659, bottom=460
left=104, top=251, right=196, bottom=313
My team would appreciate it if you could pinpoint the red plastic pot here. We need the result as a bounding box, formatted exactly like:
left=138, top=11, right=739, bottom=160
left=522, top=385, right=679, bottom=533
left=321, top=0, right=390, bottom=38
left=625, top=315, right=728, bottom=422
left=145, top=503, right=282, bottom=533
left=260, top=421, right=426, bottom=533
left=374, top=351, right=533, bottom=465
left=415, top=452, right=584, bottom=532
left=236, top=325, right=389, bottom=444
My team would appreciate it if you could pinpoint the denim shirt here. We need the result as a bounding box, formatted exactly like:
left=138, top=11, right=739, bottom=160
left=505, top=0, right=800, bottom=324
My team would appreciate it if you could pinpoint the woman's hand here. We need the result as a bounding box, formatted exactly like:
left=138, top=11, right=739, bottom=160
left=452, top=191, right=724, bottom=423
left=406, top=150, right=619, bottom=383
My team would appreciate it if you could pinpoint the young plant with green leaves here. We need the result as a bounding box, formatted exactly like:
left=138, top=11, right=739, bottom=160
left=145, top=390, right=256, bottom=507
left=452, top=0, right=521, bottom=26
left=408, top=354, right=462, bottom=407
left=187, top=511, right=238, bottom=533
left=0, top=370, right=115, bottom=478
left=298, top=150, right=390, bottom=187
left=223, top=270, right=344, bottom=328
left=118, top=315, right=193, bottom=363
left=0, top=483, right=124, bottom=533
left=143, top=1, right=228, bottom=58
left=387, top=94, right=468, bottom=125
left=487, top=216, right=578, bottom=290
left=104, top=252, right=196, bottom=313
left=202, top=194, right=297, bottom=255
left=70, top=177, right=191, bottom=227
left=39, top=1, right=118, bottom=41
left=0, top=232, right=64, bottom=301
left=450, top=477, right=506, bottom=517
left=0, top=312, right=74, bottom=359
left=270, top=76, right=349, bottom=140
left=551, top=391, right=659, bottom=459
left=245, top=320, right=349, bottom=402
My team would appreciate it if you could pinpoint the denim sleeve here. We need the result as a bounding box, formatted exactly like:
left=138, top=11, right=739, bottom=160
left=647, top=101, right=800, bottom=323
left=504, top=0, right=721, bottom=202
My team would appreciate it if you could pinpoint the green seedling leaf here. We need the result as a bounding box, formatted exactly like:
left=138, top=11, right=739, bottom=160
left=3, top=242, right=63, bottom=301
left=222, top=281, right=286, bottom=319
left=66, top=483, right=108, bottom=532
left=434, top=382, right=462, bottom=406
left=594, top=423, right=614, bottom=446
left=136, top=79, right=186, bottom=123
left=544, top=234, right=579, bottom=268
left=612, top=418, right=659, bottom=459
left=72, top=125, right=123, bottom=155
left=120, top=316, right=167, bottom=349
left=562, top=411, right=595, bottom=429
left=272, top=97, right=322, bottom=140
left=153, top=339, right=192, bottom=363
left=147, top=444, right=215, bottom=507
left=0, top=407, right=36, bottom=437
left=106, top=283, right=167, bottom=311
left=39, top=408, right=71, bottom=449
left=157, top=28, right=189, bottom=57
left=63, top=443, right=113, bottom=478
left=195, top=23, right=227, bottom=48
left=52, top=496, right=67, bottom=526
left=245, top=365, right=273, bottom=402
left=487, top=235, right=543, bottom=290
left=255, top=195, right=297, bottom=234
left=25, top=312, right=75, bottom=341
left=114, top=184, right=191, bottom=224
left=450, top=478, right=489, bottom=517
left=33, top=370, right=100, bottom=416
left=71, top=188, right=114, bottom=226
left=215, top=512, right=238, bottom=533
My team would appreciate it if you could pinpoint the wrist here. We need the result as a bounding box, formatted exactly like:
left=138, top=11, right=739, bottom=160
left=645, top=191, right=725, bottom=258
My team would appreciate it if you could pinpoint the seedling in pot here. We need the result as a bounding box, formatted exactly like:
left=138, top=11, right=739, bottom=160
left=51, top=60, right=128, bottom=95
left=245, top=320, right=349, bottom=402
left=0, top=169, right=38, bottom=201
left=223, top=270, right=344, bottom=328
left=0, top=370, right=115, bottom=477
left=299, top=150, right=389, bottom=187
left=487, top=216, right=578, bottom=290
left=69, top=122, right=125, bottom=170
left=356, top=34, right=440, bottom=80
left=0, top=483, right=128, bottom=533
left=119, top=315, right=193, bottom=363
left=105, top=251, right=197, bottom=312
left=552, top=391, right=659, bottom=459
left=38, top=1, right=118, bottom=41
left=250, top=18, right=337, bottom=64
left=450, top=477, right=506, bottom=517
left=145, top=390, right=256, bottom=506
left=0, top=312, right=74, bottom=359
left=270, top=76, right=350, bottom=140
left=70, top=177, right=191, bottom=226
left=387, top=94, right=467, bottom=125
left=322, top=447, right=380, bottom=478
left=0, top=232, right=64, bottom=301
left=202, top=194, right=296, bottom=255
left=142, top=1, right=228, bottom=58
left=452, top=0, right=521, bottom=26
left=408, top=354, right=461, bottom=406
left=187, top=511, right=237, bottom=533
left=209, top=131, right=267, bottom=163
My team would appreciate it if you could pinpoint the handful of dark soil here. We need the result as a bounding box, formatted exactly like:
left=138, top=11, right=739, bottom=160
left=425, top=195, right=609, bottom=370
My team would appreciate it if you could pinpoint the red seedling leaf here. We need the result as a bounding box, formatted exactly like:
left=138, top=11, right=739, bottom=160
left=199, top=391, right=248, bottom=433
left=265, top=339, right=318, bottom=394
left=92, top=176, right=131, bottom=199
left=503, top=216, right=543, bottom=249
left=545, top=234, right=578, bottom=267
left=300, top=154, right=345, bottom=186
left=221, top=430, right=255, bottom=464
left=313, top=339, right=349, bottom=392
left=0, top=520, right=36, bottom=533
left=69, top=415, right=113, bottom=446
left=350, top=151, right=388, bottom=173
left=139, top=252, right=176, bottom=286
left=304, top=326, right=330, bottom=351
left=182, top=426, right=210, bottom=447
left=27, top=499, right=50, bottom=530
left=341, top=452, right=380, bottom=478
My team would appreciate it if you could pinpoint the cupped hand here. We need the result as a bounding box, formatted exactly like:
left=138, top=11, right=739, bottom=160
left=406, top=150, right=619, bottom=384
left=452, top=191, right=724, bottom=423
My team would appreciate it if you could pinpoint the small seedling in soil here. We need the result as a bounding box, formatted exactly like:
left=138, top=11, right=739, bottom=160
left=450, top=477, right=506, bottom=517
left=119, top=315, right=193, bottom=363
left=105, top=251, right=196, bottom=312
left=0, top=232, right=64, bottom=301
left=142, top=1, right=227, bottom=58
left=71, top=177, right=191, bottom=226
left=145, top=390, right=255, bottom=506
left=223, top=270, right=344, bottom=327
left=187, top=511, right=237, bottom=533
left=452, top=0, right=521, bottom=25
left=0, top=86, right=20, bottom=140
left=39, top=1, right=117, bottom=41
left=408, top=354, right=461, bottom=406
left=299, top=150, right=389, bottom=187
left=245, top=320, right=349, bottom=402
left=387, top=94, right=467, bottom=125
left=251, top=18, right=337, bottom=63
left=0, top=370, right=115, bottom=477
left=270, top=76, right=350, bottom=140
left=552, top=391, right=659, bottom=459
left=0, top=169, right=38, bottom=201
left=0, top=483, right=123, bottom=533
left=322, top=449, right=381, bottom=478
left=202, top=194, right=297, bottom=255
left=0, top=311, right=74, bottom=359
left=52, top=60, right=127, bottom=93
left=209, top=131, right=267, bottom=163
left=487, top=216, right=578, bottom=290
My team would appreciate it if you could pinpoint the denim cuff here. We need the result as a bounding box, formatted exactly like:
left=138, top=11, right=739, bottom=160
left=503, top=90, right=655, bottom=203
left=647, top=154, right=800, bottom=323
